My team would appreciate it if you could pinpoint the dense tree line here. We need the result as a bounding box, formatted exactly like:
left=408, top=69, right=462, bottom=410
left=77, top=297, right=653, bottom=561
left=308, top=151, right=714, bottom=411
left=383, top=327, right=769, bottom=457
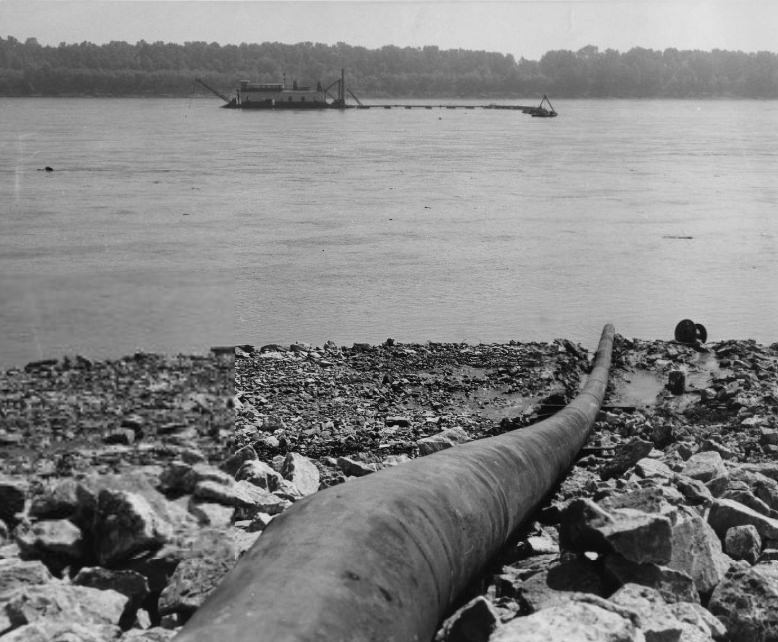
left=1, top=37, right=777, bottom=98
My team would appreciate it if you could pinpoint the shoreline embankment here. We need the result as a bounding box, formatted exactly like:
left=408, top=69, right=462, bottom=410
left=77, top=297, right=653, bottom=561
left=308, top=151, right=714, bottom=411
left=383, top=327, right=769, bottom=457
left=1, top=335, right=777, bottom=639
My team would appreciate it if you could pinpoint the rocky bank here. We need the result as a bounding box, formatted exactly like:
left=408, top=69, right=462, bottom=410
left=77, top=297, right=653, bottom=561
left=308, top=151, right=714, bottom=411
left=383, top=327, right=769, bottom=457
left=0, top=351, right=234, bottom=640
left=2, top=334, right=778, bottom=640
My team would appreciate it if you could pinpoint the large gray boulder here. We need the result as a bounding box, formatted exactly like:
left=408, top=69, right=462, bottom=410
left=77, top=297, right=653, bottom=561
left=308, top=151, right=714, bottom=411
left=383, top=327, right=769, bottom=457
left=708, top=561, right=778, bottom=641
left=0, top=620, right=121, bottom=641
left=193, top=479, right=290, bottom=517
left=721, top=489, right=775, bottom=517
left=672, top=474, right=714, bottom=506
left=15, top=519, right=84, bottom=562
left=0, top=582, right=127, bottom=637
left=281, top=452, right=320, bottom=496
left=234, top=459, right=282, bottom=491
left=158, top=461, right=233, bottom=495
left=610, top=583, right=725, bottom=641
left=489, top=601, right=638, bottom=642
left=28, top=478, right=86, bottom=521
left=119, top=627, right=177, bottom=641
left=708, top=498, right=778, bottom=541
left=187, top=499, right=235, bottom=527
left=604, top=554, right=699, bottom=604
left=157, top=529, right=240, bottom=624
left=73, top=566, right=150, bottom=627
left=682, top=451, right=727, bottom=483
left=435, top=596, right=500, bottom=642
left=738, top=463, right=778, bottom=483
left=219, top=445, right=258, bottom=477
left=668, top=506, right=732, bottom=596
left=0, top=559, right=52, bottom=595
left=0, top=479, right=28, bottom=526
left=514, top=558, right=608, bottom=613
left=600, top=439, right=653, bottom=481
left=94, top=489, right=173, bottom=565
left=337, top=456, right=378, bottom=478
left=559, top=498, right=673, bottom=565
left=635, top=458, right=674, bottom=480
left=157, top=555, right=234, bottom=624
left=418, top=427, right=471, bottom=456
left=725, top=525, right=762, bottom=564
left=736, top=470, right=778, bottom=511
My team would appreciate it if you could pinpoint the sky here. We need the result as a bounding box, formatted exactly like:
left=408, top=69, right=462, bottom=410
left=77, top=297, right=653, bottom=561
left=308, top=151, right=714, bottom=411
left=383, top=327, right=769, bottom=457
left=2, top=0, right=777, bottom=61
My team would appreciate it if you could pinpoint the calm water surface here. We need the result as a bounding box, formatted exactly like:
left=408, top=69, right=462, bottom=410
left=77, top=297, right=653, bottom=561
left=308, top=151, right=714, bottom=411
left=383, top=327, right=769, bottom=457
left=1, top=97, right=777, bottom=367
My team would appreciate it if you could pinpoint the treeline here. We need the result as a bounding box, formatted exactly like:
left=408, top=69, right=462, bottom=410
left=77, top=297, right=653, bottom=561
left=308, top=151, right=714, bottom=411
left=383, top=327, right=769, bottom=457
left=2, top=37, right=777, bottom=98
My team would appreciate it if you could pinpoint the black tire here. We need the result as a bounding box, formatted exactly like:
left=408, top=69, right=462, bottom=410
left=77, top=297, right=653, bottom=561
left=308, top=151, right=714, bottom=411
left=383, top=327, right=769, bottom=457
left=695, top=323, right=708, bottom=343
left=674, top=319, right=697, bottom=344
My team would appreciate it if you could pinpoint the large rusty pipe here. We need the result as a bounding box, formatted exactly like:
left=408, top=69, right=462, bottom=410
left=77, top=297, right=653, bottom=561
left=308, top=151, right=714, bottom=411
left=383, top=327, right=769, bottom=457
left=177, top=324, right=615, bottom=641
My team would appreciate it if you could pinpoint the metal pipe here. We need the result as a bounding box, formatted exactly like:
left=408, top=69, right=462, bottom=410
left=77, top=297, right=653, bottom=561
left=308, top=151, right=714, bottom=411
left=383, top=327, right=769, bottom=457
left=176, top=324, right=615, bottom=642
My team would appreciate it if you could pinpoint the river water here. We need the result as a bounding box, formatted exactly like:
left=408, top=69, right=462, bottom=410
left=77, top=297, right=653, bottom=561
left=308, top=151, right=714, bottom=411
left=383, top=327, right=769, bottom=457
left=1, top=97, right=776, bottom=367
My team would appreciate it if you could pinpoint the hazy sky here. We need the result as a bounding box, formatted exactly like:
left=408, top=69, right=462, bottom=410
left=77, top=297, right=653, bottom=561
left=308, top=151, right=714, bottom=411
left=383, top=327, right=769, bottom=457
left=2, top=0, right=777, bottom=60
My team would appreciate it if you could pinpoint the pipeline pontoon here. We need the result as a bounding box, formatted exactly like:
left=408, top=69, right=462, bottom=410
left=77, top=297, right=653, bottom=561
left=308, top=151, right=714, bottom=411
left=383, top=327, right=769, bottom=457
left=176, top=324, right=614, bottom=641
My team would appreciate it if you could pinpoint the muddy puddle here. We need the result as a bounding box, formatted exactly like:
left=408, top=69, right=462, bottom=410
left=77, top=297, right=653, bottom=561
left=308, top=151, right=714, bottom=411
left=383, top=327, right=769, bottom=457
left=609, top=370, right=666, bottom=408
left=608, top=350, right=732, bottom=410
left=685, top=351, right=732, bottom=389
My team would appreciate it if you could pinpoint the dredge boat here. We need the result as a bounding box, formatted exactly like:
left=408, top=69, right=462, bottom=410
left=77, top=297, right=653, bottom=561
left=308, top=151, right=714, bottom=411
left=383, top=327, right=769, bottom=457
left=195, top=69, right=360, bottom=109
left=195, top=70, right=557, bottom=116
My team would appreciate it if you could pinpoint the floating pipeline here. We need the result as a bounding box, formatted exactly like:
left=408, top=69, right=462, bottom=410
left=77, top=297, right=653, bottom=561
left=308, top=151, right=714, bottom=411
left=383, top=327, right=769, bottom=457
left=176, top=323, right=615, bottom=642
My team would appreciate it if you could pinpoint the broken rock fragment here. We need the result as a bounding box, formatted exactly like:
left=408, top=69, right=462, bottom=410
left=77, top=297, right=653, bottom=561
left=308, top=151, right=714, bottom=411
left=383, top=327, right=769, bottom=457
left=708, top=561, right=778, bottom=642
left=609, top=583, right=723, bottom=641
left=281, top=452, right=320, bottom=496
left=337, top=456, right=377, bottom=477
left=668, top=505, right=732, bottom=596
left=603, top=554, right=699, bottom=604
left=1, top=582, right=127, bottom=636
left=559, top=498, right=673, bottom=565
left=682, top=451, right=727, bottom=483
left=725, top=524, right=762, bottom=564
left=219, top=445, right=258, bottom=477
left=15, top=519, right=84, bottom=570
left=0, top=479, right=28, bottom=527
left=234, top=459, right=282, bottom=490
left=435, top=596, right=500, bottom=642
left=708, top=497, right=778, bottom=541
left=599, top=438, right=653, bottom=481
left=514, top=557, right=608, bottom=613
left=73, top=566, right=150, bottom=628
left=0, top=558, right=52, bottom=594
left=193, top=479, right=290, bottom=517
left=418, top=427, right=471, bottom=456
left=28, top=478, right=86, bottom=521
left=489, top=601, right=638, bottom=642
left=94, top=489, right=173, bottom=565
left=157, top=529, right=241, bottom=625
